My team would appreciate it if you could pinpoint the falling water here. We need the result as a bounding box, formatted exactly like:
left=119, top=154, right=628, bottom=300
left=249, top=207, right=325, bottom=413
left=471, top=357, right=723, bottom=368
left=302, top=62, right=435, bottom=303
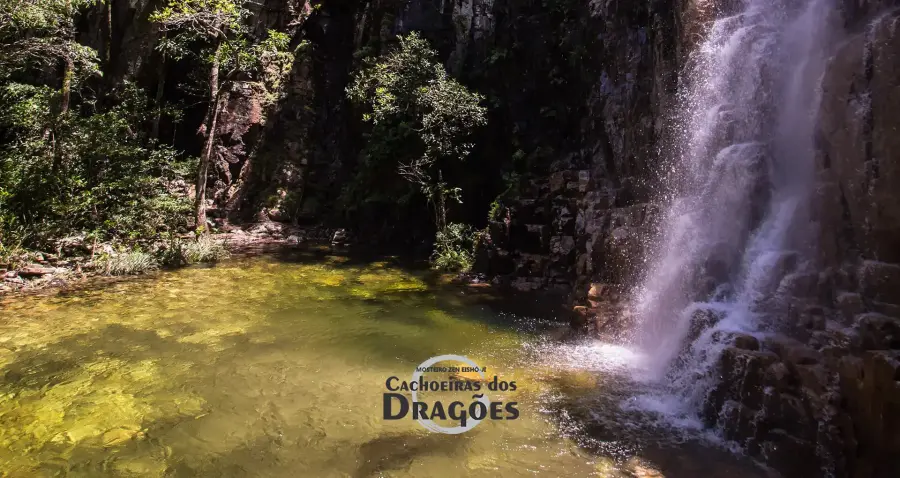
left=631, top=0, right=837, bottom=423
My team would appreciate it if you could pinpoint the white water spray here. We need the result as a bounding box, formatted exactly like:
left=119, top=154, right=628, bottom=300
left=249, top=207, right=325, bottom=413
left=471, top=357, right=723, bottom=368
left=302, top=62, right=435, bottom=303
left=631, top=0, right=837, bottom=422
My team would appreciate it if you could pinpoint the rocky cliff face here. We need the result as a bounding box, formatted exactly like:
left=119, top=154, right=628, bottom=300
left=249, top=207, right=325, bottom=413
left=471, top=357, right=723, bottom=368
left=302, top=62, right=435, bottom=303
left=442, top=0, right=900, bottom=477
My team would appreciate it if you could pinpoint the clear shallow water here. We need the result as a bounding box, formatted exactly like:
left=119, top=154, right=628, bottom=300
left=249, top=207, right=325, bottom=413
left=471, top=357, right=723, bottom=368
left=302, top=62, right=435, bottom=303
left=0, top=254, right=771, bottom=477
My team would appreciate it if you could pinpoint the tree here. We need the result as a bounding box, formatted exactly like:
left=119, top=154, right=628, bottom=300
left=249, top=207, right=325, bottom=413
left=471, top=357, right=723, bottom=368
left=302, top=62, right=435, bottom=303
left=0, top=1, right=195, bottom=249
left=151, top=0, right=294, bottom=231
left=0, top=0, right=101, bottom=140
left=150, top=0, right=242, bottom=231
left=346, top=32, right=487, bottom=231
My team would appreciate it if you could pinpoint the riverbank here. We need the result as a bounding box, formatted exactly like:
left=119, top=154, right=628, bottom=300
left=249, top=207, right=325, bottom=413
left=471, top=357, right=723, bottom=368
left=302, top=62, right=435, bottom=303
left=1, top=220, right=569, bottom=314
left=0, top=221, right=341, bottom=297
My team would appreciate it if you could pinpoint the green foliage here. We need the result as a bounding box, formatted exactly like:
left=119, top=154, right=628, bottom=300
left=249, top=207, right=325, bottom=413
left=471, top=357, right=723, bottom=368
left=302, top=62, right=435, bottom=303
left=345, top=32, right=487, bottom=230
left=430, top=223, right=476, bottom=272
left=97, top=250, right=159, bottom=276
left=156, top=235, right=229, bottom=266
left=488, top=200, right=503, bottom=221
left=181, top=235, right=229, bottom=264
left=215, top=30, right=297, bottom=106
left=151, top=0, right=294, bottom=90
left=0, top=241, right=27, bottom=269
left=0, top=0, right=101, bottom=79
left=0, top=81, right=194, bottom=249
left=347, top=32, right=486, bottom=164
left=151, top=1, right=295, bottom=229
left=150, top=0, right=243, bottom=42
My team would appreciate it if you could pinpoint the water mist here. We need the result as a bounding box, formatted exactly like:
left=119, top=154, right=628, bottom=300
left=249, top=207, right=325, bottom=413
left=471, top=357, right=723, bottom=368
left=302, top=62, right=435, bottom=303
left=631, top=0, right=838, bottom=423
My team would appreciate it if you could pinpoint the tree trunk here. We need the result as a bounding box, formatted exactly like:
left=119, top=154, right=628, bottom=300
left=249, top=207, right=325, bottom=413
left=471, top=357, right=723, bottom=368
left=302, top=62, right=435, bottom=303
left=61, top=0, right=74, bottom=115
left=194, top=41, right=222, bottom=231
left=103, top=0, right=113, bottom=67
left=50, top=56, right=75, bottom=174
left=436, top=170, right=447, bottom=232
left=151, top=55, right=166, bottom=141
left=60, top=56, right=74, bottom=115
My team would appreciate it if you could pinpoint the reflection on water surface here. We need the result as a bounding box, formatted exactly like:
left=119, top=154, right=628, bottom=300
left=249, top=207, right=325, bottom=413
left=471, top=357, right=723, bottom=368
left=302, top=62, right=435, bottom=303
left=0, top=254, right=772, bottom=477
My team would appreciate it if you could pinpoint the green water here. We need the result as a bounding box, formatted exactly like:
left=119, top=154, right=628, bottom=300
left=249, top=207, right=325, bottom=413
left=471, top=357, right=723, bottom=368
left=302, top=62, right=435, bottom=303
left=0, top=254, right=771, bottom=477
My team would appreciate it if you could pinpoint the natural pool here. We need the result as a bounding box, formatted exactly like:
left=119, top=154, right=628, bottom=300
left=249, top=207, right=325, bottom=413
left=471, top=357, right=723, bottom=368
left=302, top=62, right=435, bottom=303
left=0, top=253, right=772, bottom=477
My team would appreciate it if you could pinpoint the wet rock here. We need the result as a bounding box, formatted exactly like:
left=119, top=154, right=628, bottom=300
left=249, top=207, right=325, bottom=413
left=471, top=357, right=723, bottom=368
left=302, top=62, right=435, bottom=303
left=835, top=292, right=864, bottom=323
left=266, top=207, right=288, bottom=222
left=778, top=272, right=819, bottom=299
left=687, top=307, right=725, bottom=342
left=759, top=429, right=819, bottom=478
left=101, top=427, right=143, bottom=447
left=549, top=235, right=575, bottom=256
left=18, top=265, right=55, bottom=278
left=732, top=333, right=761, bottom=351
left=509, top=224, right=550, bottom=254
left=869, top=300, right=900, bottom=319
left=510, top=277, right=542, bottom=292
left=763, top=392, right=815, bottom=441
left=571, top=306, right=592, bottom=328
left=330, top=228, right=348, bottom=245
left=719, top=400, right=759, bottom=442
left=797, top=305, right=827, bottom=331
left=794, top=364, right=830, bottom=396
left=863, top=350, right=900, bottom=388
left=768, top=336, right=822, bottom=365
left=587, top=283, right=621, bottom=301
left=705, top=347, right=779, bottom=422
left=764, top=361, right=793, bottom=391
left=855, top=312, right=900, bottom=350
left=859, top=261, right=900, bottom=303
left=3, top=275, right=24, bottom=285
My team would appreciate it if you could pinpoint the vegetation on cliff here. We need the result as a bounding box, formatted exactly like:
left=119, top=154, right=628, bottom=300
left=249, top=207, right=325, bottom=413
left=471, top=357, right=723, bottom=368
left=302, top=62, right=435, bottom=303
left=0, top=0, right=193, bottom=254
left=150, top=0, right=295, bottom=230
left=345, top=32, right=486, bottom=270
left=0, top=1, right=487, bottom=280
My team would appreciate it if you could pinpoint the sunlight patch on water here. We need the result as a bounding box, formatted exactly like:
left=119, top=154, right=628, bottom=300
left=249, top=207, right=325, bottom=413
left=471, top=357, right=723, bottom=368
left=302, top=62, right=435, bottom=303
left=0, top=256, right=772, bottom=477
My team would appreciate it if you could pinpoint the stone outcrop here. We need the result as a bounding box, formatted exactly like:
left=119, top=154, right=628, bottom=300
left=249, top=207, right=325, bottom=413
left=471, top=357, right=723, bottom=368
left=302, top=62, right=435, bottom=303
left=474, top=0, right=676, bottom=305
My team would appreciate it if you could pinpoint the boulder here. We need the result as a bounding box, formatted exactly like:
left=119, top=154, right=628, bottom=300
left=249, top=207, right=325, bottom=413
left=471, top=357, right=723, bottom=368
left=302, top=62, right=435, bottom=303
left=18, top=265, right=56, bottom=278
left=858, top=260, right=900, bottom=303
left=835, top=292, right=864, bottom=323
left=705, top=347, right=779, bottom=421
left=855, top=313, right=900, bottom=350
left=759, top=429, right=818, bottom=478
left=3, top=276, right=24, bottom=285
left=687, top=307, right=725, bottom=342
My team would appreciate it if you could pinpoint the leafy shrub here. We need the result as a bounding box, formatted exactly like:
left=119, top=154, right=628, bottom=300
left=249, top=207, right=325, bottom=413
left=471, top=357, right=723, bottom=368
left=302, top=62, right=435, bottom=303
left=345, top=32, right=487, bottom=231
left=431, top=223, right=476, bottom=272
left=0, top=82, right=194, bottom=250
left=182, top=236, right=229, bottom=264
left=157, top=236, right=229, bottom=266
left=98, top=251, right=159, bottom=276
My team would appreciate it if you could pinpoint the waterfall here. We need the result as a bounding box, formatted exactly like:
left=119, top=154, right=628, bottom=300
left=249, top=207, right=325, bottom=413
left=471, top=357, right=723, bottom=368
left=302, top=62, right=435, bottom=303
left=631, top=0, right=837, bottom=422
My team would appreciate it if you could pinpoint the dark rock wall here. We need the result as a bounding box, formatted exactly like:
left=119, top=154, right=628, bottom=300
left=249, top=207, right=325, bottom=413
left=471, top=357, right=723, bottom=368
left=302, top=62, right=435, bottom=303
left=467, top=0, right=679, bottom=296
